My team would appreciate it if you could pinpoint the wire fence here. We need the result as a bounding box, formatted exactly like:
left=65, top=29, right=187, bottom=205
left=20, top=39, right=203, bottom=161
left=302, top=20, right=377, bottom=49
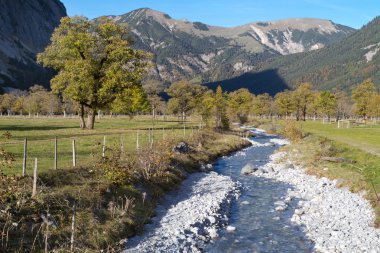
left=1, top=126, right=199, bottom=176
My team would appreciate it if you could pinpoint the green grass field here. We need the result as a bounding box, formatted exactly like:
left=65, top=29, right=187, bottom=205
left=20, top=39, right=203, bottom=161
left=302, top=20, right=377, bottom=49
left=301, top=121, right=380, bottom=156
left=0, top=116, right=200, bottom=175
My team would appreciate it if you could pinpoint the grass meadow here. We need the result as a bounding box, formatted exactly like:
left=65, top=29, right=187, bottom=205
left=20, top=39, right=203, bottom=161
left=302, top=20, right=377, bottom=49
left=0, top=115, right=201, bottom=175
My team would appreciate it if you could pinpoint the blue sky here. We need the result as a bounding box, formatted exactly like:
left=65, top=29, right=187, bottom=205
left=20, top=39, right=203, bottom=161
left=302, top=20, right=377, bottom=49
left=60, top=0, right=379, bottom=29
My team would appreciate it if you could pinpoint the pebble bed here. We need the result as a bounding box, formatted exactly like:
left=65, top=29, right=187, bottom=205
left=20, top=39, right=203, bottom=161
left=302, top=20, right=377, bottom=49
left=257, top=151, right=380, bottom=253
left=124, top=172, right=240, bottom=253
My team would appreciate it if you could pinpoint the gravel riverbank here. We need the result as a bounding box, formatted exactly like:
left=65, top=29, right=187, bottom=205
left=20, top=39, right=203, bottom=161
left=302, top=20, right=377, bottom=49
left=256, top=151, right=380, bottom=253
left=124, top=172, right=240, bottom=253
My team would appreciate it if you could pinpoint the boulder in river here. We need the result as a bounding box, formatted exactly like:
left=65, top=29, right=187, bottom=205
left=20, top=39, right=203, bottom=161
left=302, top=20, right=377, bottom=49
left=241, top=163, right=257, bottom=175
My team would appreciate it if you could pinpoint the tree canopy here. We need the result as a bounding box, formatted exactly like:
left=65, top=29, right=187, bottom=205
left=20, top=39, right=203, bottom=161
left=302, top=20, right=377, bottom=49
left=38, top=16, right=150, bottom=129
left=166, top=80, right=206, bottom=122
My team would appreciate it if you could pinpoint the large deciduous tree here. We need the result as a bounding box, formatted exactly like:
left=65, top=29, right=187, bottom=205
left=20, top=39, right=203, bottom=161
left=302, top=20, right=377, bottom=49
left=252, top=93, right=272, bottom=118
left=227, top=88, right=253, bottom=124
left=166, top=80, right=206, bottom=123
left=293, top=83, right=313, bottom=121
left=275, top=90, right=295, bottom=119
left=143, top=79, right=166, bottom=119
left=38, top=16, right=150, bottom=129
left=334, top=89, right=353, bottom=120
left=214, top=86, right=229, bottom=130
left=315, top=91, right=337, bottom=120
left=352, top=79, right=378, bottom=120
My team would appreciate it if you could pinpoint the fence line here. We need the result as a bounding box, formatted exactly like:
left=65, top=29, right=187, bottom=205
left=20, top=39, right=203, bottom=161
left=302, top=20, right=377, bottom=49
left=1, top=126, right=199, bottom=176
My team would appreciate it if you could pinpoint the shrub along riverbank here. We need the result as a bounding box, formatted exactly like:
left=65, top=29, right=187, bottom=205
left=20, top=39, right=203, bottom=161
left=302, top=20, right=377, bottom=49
left=0, top=129, right=250, bottom=252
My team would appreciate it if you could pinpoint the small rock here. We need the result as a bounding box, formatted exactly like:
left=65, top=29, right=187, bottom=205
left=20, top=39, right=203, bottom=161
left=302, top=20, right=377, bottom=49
left=275, top=205, right=287, bottom=212
left=208, top=228, right=219, bottom=238
left=198, top=235, right=207, bottom=241
left=241, top=201, right=249, bottom=205
left=207, top=216, right=216, bottom=224
left=173, top=142, right=192, bottom=154
left=284, top=196, right=293, bottom=203
left=241, top=163, right=257, bottom=175
left=226, top=226, right=236, bottom=232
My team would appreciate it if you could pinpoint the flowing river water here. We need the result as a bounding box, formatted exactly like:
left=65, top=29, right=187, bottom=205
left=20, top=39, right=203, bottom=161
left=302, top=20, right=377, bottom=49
left=206, top=132, right=315, bottom=252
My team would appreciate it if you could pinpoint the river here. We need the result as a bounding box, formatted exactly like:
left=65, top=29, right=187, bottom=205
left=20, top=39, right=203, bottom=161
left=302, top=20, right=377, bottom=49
left=206, top=131, right=315, bottom=252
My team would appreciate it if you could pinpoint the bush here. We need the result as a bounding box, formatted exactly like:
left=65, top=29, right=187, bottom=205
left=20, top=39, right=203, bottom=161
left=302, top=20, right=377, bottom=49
left=281, top=120, right=303, bottom=141
left=137, top=141, right=174, bottom=182
left=96, top=146, right=137, bottom=185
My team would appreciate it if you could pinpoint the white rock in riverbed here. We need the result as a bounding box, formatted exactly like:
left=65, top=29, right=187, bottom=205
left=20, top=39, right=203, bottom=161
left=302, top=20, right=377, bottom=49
left=226, top=226, right=236, bottom=232
left=208, top=228, right=219, bottom=238
left=241, top=163, right=257, bottom=175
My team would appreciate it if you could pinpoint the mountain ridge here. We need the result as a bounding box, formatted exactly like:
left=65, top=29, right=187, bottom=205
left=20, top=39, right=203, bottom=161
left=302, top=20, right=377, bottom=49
left=248, top=15, right=380, bottom=92
left=103, top=8, right=355, bottom=86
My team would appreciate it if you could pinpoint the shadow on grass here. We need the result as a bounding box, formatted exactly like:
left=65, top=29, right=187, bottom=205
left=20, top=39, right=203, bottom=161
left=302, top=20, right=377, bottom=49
left=0, top=125, right=78, bottom=132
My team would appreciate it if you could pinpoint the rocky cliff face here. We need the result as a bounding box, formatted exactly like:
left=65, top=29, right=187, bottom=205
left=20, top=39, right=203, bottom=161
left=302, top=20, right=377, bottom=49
left=0, top=0, right=66, bottom=91
left=106, top=8, right=355, bottom=84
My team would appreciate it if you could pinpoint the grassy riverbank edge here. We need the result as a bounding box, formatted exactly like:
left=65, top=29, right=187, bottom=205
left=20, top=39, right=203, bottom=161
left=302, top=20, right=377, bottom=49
left=258, top=120, right=380, bottom=228
left=0, top=130, right=251, bottom=252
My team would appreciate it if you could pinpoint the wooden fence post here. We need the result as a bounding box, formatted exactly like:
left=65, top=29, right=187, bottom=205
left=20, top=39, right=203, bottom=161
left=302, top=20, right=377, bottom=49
left=22, top=138, right=27, bottom=176
left=70, top=202, right=76, bottom=252
left=72, top=139, right=76, bottom=167
left=32, top=158, right=38, bottom=197
left=150, top=128, right=154, bottom=148
left=102, top=136, right=106, bottom=158
left=45, top=215, right=49, bottom=253
left=162, top=127, right=165, bottom=140
left=54, top=137, right=58, bottom=170
left=136, top=131, right=140, bottom=150
left=120, top=135, right=124, bottom=153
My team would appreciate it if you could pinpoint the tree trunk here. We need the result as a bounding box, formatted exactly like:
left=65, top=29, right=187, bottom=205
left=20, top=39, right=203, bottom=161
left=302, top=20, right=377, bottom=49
left=79, top=104, right=86, bottom=129
left=86, top=108, right=96, bottom=129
